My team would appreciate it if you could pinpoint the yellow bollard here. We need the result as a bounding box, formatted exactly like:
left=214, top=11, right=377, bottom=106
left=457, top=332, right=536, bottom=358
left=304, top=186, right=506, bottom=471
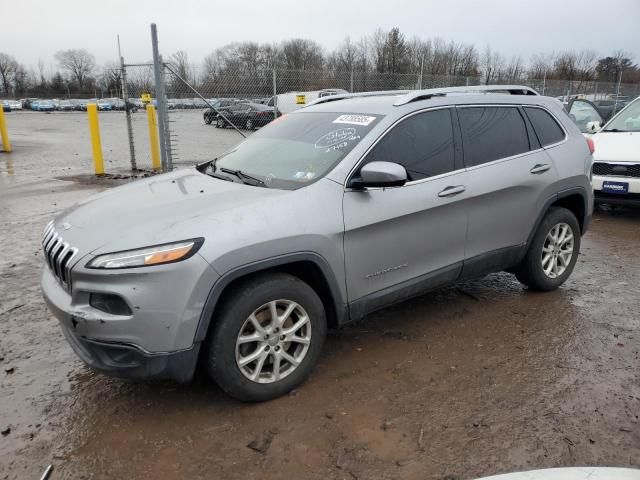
left=146, top=104, right=161, bottom=171
left=0, top=105, right=11, bottom=153
left=87, top=104, right=104, bottom=175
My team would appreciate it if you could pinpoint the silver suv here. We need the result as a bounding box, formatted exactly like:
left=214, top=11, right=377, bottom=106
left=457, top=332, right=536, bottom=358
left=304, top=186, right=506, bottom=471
left=41, top=86, right=594, bottom=401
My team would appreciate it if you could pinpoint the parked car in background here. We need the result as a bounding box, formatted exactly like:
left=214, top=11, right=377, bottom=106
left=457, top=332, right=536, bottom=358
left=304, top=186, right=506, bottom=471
left=9, top=100, right=22, bottom=110
left=1, top=100, right=12, bottom=112
left=41, top=86, right=593, bottom=402
left=97, top=100, right=113, bottom=111
left=57, top=100, right=74, bottom=111
left=269, top=89, right=350, bottom=114
left=203, top=98, right=243, bottom=124
left=36, top=100, right=55, bottom=112
left=591, top=96, right=640, bottom=206
left=567, top=98, right=605, bottom=134
left=215, top=102, right=281, bottom=130
left=593, top=99, right=628, bottom=121
left=111, top=98, right=125, bottom=110
left=22, top=98, right=39, bottom=109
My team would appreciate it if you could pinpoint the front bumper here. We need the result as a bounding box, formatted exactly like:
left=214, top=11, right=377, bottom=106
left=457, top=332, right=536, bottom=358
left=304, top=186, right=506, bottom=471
left=41, top=252, right=219, bottom=382
left=60, top=324, right=199, bottom=382
left=593, top=175, right=640, bottom=206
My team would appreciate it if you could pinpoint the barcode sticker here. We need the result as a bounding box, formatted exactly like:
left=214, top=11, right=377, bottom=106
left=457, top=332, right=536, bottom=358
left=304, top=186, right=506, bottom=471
left=333, top=115, right=377, bottom=126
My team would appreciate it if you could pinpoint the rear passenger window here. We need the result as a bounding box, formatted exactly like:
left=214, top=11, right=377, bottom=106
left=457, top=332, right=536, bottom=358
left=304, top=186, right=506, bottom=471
left=458, top=107, right=530, bottom=166
left=363, top=108, right=455, bottom=181
left=524, top=107, right=565, bottom=146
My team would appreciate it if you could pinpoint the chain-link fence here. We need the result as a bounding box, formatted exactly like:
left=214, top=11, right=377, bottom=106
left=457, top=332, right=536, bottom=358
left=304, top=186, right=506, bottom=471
left=116, top=46, right=640, bottom=174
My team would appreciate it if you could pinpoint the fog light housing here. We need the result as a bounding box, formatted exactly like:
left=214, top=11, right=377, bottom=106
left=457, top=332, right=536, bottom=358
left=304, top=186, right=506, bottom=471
left=90, top=293, right=132, bottom=316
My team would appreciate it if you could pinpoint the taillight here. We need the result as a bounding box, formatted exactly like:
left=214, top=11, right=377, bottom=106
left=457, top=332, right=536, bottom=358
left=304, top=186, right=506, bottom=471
left=586, top=137, right=595, bottom=154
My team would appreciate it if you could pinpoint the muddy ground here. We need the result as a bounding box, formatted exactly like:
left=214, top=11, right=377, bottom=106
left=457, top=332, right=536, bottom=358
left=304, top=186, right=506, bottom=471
left=0, top=112, right=638, bottom=480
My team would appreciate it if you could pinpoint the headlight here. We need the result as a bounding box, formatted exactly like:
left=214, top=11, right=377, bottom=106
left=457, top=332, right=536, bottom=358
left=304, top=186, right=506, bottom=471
left=87, top=239, right=203, bottom=269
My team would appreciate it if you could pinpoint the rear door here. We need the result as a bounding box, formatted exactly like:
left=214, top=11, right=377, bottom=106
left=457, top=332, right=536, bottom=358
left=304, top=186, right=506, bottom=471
left=457, top=105, right=559, bottom=276
left=343, top=108, right=469, bottom=316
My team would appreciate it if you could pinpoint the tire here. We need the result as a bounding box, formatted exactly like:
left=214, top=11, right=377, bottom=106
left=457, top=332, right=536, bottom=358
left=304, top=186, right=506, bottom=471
left=206, top=272, right=327, bottom=402
left=216, top=117, right=225, bottom=128
left=515, top=207, right=581, bottom=291
left=204, top=115, right=212, bottom=125
left=245, top=119, right=254, bottom=130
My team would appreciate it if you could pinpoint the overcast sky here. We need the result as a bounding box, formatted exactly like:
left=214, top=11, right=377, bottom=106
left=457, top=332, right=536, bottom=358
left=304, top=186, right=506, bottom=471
left=4, top=0, right=640, bottom=70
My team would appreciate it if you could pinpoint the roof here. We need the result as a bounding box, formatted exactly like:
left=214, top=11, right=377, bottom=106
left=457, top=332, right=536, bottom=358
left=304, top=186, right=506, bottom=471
left=299, top=85, right=559, bottom=116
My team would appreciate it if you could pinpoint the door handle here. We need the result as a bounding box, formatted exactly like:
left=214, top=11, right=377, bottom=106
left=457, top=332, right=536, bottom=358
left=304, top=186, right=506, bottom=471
left=530, top=164, right=551, bottom=174
left=438, top=185, right=466, bottom=197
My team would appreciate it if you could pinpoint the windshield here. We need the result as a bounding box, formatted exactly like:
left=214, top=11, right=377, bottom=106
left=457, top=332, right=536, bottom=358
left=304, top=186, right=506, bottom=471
left=604, top=99, right=640, bottom=132
left=211, top=112, right=383, bottom=189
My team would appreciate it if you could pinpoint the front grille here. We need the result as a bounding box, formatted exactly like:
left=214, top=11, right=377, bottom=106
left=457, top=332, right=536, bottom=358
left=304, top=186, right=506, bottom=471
left=592, top=162, right=640, bottom=178
left=42, top=222, right=79, bottom=292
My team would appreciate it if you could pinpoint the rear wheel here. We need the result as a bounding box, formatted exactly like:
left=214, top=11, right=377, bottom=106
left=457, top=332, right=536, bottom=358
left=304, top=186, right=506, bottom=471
left=206, top=272, right=326, bottom=402
left=515, top=207, right=580, bottom=291
left=204, top=114, right=212, bottom=125
left=245, top=118, right=254, bottom=130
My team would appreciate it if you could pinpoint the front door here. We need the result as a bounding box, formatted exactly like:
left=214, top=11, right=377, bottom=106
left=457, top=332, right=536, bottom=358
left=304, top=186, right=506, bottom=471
left=343, top=108, right=469, bottom=317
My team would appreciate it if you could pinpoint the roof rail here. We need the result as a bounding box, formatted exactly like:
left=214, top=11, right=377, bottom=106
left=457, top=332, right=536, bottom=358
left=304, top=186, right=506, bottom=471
left=304, top=90, right=410, bottom=108
left=393, top=85, right=540, bottom=106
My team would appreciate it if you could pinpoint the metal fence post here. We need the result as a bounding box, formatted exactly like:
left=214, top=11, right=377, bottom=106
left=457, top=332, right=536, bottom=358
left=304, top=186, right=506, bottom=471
left=118, top=37, right=137, bottom=171
left=350, top=70, right=354, bottom=93
left=273, top=68, right=278, bottom=120
left=150, top=23, right=171, bottom=171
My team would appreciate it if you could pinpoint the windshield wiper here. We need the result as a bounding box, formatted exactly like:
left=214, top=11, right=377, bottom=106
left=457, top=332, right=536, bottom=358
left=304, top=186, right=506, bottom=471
left=219, top=167, right=266, bottom=187
left=602, top=128, right=628, bottom=132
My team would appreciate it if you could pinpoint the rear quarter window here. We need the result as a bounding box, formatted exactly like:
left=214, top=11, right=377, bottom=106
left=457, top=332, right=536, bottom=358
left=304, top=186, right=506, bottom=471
left=524, top=107, right=566, bottom=146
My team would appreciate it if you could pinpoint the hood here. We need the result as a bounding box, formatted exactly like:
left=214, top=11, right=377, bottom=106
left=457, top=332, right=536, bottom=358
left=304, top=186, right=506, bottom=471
left=592, top=131, right=640, bottom=162
left=53, top=168, right=288, bottom=255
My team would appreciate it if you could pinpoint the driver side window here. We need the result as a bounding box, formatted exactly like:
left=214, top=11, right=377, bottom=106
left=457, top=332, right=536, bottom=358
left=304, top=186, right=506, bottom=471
left=363, top=108, right=456, bottom=181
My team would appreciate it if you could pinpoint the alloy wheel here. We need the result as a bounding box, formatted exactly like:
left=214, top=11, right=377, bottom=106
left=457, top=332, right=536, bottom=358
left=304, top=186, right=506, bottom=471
left=235, top=300, right=311, bottom=384
left=541, top=222, right=574, bottom=278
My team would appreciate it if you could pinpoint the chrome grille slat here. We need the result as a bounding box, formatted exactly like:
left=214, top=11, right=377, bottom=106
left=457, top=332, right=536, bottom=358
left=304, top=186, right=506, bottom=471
left=48, top=236, right=63, bottom=270
left=54, top=243, right=70, bottom=279
left=42, top=225, right=78, bottom=292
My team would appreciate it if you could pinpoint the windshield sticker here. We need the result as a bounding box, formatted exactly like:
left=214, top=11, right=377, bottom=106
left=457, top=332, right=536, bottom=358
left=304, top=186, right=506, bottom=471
left=293, top=171, right=316, bottom=181
left=333, top=114, right=376, bottom=126
left=315, top=128, right=359, bottom=151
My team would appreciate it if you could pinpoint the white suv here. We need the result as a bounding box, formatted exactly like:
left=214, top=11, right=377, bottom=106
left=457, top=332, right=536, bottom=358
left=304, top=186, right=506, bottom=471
left=591, top=97, right=640, bottom=205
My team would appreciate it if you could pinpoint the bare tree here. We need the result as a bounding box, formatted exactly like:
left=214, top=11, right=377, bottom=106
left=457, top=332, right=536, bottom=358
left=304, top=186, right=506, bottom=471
left=37, top=59, right=47, bottom=88
left=481, top=46, right=504, bottom=84
left=280, top=39, right=324, bottom=71
left=0, top=53, right=18, bottom=95
left=529, top=52, right=555, bottom=79
left=169, top=50, right=192, bottom=83
left=54, top=49, right=95, bottom=89
left=504, top=55, right=524, bottom=82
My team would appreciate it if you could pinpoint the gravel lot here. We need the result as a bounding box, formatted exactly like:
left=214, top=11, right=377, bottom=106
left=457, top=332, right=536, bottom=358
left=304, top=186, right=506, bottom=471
left=0, top=111, right=639, bottom=479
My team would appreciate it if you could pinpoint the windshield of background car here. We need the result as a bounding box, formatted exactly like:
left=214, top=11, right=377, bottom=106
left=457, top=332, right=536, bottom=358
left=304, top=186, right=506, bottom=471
left=605, top=100, right=640, bottom=132
left=213, top=112, right=383, bottom=189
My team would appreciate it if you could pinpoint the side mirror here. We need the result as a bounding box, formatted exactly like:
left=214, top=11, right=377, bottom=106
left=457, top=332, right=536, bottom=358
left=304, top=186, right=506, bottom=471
left=586, top=120, right=601, bottom=133
left=350, top=161, right=408, bottom=189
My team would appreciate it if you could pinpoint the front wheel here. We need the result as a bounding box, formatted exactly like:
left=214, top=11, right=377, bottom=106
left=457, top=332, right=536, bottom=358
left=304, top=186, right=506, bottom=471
left=206, top=272, right=327, bottom=402
left=515, top=207, right=581, bottom=291
left=216, top=117, right=225, bottom=128
left=245, top=118, right=254, bottom=130
left=204, top=115, right=212, bottom=125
